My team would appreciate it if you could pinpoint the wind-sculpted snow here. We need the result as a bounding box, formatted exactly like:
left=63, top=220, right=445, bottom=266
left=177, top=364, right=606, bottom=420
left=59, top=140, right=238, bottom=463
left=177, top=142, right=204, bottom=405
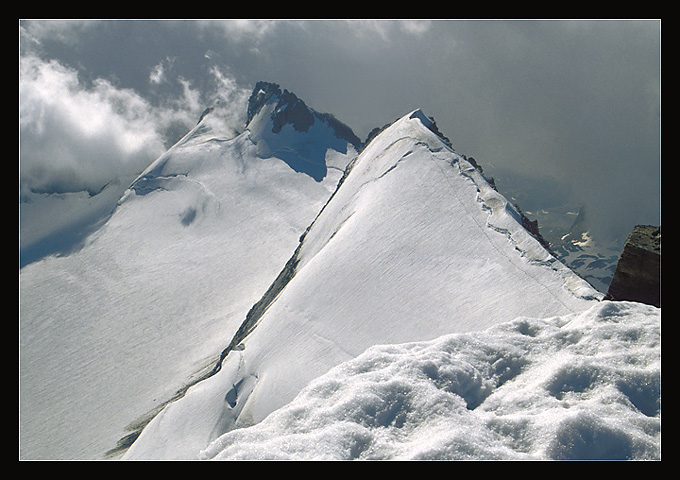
left=198, top=301, right=659, bottom=460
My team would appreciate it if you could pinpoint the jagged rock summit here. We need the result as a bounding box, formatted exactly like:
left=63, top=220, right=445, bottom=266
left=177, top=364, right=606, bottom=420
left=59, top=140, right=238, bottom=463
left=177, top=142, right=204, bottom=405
left=247, top=81, right=362, bottom=147
left=244, top=81, right=362, bottom=181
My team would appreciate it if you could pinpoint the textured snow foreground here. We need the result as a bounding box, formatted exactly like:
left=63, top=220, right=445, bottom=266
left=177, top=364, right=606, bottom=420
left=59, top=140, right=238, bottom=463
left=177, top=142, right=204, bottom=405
left=129, top=301, right=660, bottom=460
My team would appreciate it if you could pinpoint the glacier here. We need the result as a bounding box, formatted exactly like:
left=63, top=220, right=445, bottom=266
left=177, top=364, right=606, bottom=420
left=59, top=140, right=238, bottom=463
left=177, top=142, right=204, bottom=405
left=19, top=83, right=660, bottom=460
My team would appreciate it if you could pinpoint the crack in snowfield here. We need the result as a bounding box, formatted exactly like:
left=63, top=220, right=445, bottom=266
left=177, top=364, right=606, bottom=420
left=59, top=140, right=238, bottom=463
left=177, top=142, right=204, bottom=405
left=105, top=352, right=224, bottom=458
left=440, top=152, right=600, bottom=305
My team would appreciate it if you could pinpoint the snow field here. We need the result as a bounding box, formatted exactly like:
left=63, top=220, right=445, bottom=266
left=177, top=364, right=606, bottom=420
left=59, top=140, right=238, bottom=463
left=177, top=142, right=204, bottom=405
left=21, top=94, right=660, bottom=461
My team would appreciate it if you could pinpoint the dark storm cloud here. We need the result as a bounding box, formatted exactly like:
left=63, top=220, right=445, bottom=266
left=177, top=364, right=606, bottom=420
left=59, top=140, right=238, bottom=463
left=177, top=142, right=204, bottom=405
left=20, top=19, right=660, bottom=243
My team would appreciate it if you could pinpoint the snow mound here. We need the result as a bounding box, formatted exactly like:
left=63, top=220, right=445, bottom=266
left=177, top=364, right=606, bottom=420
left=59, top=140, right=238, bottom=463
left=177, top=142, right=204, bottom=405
left=199, top=301, right=660, bottom=460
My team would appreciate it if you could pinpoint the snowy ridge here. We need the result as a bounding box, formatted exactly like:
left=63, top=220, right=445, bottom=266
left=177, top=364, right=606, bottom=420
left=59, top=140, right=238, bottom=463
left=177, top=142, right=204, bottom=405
left=124, top=108, right=609, bottom=460
left=296, top=109, right=598, bottom=303
left=451, top=146, right=601, bottom=303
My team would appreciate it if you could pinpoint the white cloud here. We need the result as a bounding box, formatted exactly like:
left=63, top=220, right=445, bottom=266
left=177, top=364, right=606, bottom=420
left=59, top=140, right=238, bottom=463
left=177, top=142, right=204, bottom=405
left=149, top=56, right=178, bottom=86
left=199, top=19, right=279, bottom=44
left=208, top=66, right=250, bottom=110
left=398, top=20, right=433, bottom=36
left=19, top=48, right=254, bottom=200
left=149, top=62, right=166, bottom=85
left=335, top=19, right=433, bottom=42
left=20, top=19, right=97, bottom=48
left=20, top=54, right=167, bottom=194
left=176, top=77, right=202, bottom=115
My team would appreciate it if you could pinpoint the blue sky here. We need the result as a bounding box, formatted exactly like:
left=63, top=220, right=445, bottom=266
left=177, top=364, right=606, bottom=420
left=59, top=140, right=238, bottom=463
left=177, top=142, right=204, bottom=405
left=19, top=19, right=660, bottom=243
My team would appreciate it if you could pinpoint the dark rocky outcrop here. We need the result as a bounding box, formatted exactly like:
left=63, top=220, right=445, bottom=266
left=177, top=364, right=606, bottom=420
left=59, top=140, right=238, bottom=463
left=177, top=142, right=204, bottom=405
left=246, top=81, right=362, bottom=149
left=247, top=81, right=312, bottom=132
left=605, top=225, right=661, bottom=307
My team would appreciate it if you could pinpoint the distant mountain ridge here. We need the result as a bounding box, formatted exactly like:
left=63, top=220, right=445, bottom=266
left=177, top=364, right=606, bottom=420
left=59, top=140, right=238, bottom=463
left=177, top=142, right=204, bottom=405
left=548, top=207, right=622, bottom=293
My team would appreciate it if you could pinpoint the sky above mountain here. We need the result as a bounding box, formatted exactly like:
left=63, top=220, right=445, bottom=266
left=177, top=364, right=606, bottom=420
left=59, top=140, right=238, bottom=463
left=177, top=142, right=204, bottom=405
left=19, top=19, right=660, bottom=243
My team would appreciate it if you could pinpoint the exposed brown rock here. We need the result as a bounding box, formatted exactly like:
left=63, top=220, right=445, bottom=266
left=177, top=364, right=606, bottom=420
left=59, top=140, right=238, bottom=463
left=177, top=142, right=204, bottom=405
left=605, top=225, right=660, bottom=307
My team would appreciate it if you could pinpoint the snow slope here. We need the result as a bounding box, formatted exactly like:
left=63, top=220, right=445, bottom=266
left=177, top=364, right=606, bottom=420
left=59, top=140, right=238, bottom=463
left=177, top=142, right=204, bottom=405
left=124, top=109, right=613, bottom=460
left=19, top=176, right=136, bottom=268
left=19, top=88, right=358, bottom=459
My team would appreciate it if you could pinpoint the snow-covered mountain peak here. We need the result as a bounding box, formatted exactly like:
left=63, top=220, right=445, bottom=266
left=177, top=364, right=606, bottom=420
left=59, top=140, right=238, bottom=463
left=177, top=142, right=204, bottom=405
left=123, top=101, right=606, bottom=460
left=362, top=108, right=454, bottom=155
left=408, top=108, right=435, bottom=129
left=20, top=82, right=360, bottom=460
left=240, top=81, right=361, bottom=181
left=246, top=81, right=361, bottom=146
